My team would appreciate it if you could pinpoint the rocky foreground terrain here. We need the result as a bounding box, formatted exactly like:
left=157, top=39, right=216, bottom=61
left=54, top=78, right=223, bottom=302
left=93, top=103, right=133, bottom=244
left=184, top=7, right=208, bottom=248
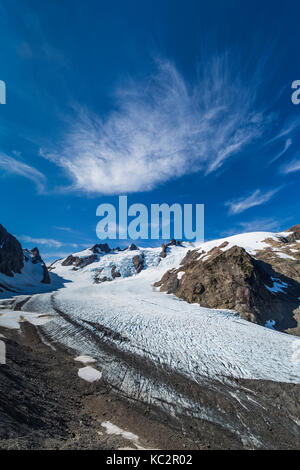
left=1, top=322, right=197, bottom=450
left=0, top=319, right=299, bottom=450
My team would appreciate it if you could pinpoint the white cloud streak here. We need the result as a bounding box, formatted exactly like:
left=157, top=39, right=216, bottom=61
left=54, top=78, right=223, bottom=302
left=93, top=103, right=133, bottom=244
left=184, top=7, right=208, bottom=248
left=237, top=218, right=281, bottom=232
left=18, top=235, right=80, bottom=249
left=53, top=226, right=74, bottom=233
left=18, top=236, right=63, bottom=248
left=42, top=57, right=278, bottom=195
left=268, top=138, right=292, bottom=165
left=225, top=188, right=281, bottom=215
left=221, top=217, right=283, bottom=236
left=281, top=157, right=300, bottom=174
left=0, top=153, right=46, bottom=192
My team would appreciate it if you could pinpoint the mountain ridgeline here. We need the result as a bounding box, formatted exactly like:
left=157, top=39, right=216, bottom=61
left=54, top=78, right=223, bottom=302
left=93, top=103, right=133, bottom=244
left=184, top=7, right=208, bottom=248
left=0, top=223, right=300, bottom=335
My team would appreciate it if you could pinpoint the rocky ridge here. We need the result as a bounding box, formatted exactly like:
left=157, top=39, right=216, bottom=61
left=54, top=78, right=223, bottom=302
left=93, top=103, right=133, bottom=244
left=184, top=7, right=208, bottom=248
left=155, top=226, right=300, bottom=335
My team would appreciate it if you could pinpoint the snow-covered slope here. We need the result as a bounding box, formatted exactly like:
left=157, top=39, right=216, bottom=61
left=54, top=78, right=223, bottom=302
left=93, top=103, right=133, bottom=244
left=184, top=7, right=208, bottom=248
left=15, top=236, right=299, bottom=385
left=2, top=230, right=300, bottom=385
left=179, top=231, right=297, bottom=261
left=45, top=263, right=300, bottom=383
left=49, top=229, right=298, bottom=283
left=0, top=250, right=43, bottom=291
left=0, top=254, right=53, bottom=299
left=49, top=242, right=188, bottom=283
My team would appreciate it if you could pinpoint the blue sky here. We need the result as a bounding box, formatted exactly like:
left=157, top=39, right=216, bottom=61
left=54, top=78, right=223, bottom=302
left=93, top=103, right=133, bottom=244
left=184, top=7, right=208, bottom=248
left=0, top=0, right=300, bottom=261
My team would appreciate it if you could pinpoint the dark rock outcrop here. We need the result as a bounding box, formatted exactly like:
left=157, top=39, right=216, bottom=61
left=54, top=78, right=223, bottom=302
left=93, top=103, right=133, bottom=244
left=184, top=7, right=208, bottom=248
left=133, top=254, right=144, bottom=273
left=160, top=245, right=167, bottom=259
left=61, top=255, right=76, bottom=267
left=286, top=224, right=300, bottom=242
left=111, top=265, right=121, bottom=279
left=0, top=224, right=24, bottom=277
left=61, top=243, right=111, bottom=270
left=26, top=247, right=50, bottom=284
left=160, top=239, right=182, bottom=258
left=91, top=243, right=111, bottom=254
left=127, top=243, right=138, bottom=251
left=62, top=254, right=97, bottom=269
left=29, top=247, right=43, bottom=265
left=96, top=276, right=110, bottom=283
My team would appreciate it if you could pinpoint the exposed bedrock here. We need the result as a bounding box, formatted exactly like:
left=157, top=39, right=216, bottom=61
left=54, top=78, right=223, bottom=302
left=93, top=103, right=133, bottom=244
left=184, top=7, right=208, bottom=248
left=155, top=244, right=300, bottom=334
left=0, top=224, right=24, bottom=277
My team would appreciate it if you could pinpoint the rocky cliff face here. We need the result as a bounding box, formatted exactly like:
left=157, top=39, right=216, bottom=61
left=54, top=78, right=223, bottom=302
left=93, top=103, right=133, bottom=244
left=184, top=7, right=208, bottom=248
left=25, top=247, right=51, bottom=284
left=155, top=227, right=300, bottom=335
left=0, top=224, right=51, bottom=295
left=0, top=224, right=24, bottom=277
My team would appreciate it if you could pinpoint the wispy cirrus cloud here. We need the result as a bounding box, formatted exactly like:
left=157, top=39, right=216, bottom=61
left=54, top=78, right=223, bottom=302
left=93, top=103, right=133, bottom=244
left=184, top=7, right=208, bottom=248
left=267, top=115, right=300, bottom=144
left=281, top=157, right=300, bottom=174
left=225, top=188, right=281, bottom=215
left=237, top=218, right=281, bottom=232
left=221, top=217, right=284, bottom=236
left=18, top=235, right=64, bottom=248
left=0, top=153, right=46, bottom=193
left=18, top=235, right=80, bottom=249
left=41, top=55, right=280, bottom=195
left=53, top=226, right=74, bottom=233
left=268, top=138, right=292, bottom=165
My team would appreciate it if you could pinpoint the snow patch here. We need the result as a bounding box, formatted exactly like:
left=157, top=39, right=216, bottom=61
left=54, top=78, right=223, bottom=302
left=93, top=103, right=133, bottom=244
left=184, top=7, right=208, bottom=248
left=78, top=366, right=102, bottom=382
left=75, top=355, right=96, bottom=364
left=0, top=340, right=5, bottom=364
left=273, top=251, right=296, bottom=260
left=0, top=310, right=53, bottom=329
left=101, top=421, right=148, bottom=449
